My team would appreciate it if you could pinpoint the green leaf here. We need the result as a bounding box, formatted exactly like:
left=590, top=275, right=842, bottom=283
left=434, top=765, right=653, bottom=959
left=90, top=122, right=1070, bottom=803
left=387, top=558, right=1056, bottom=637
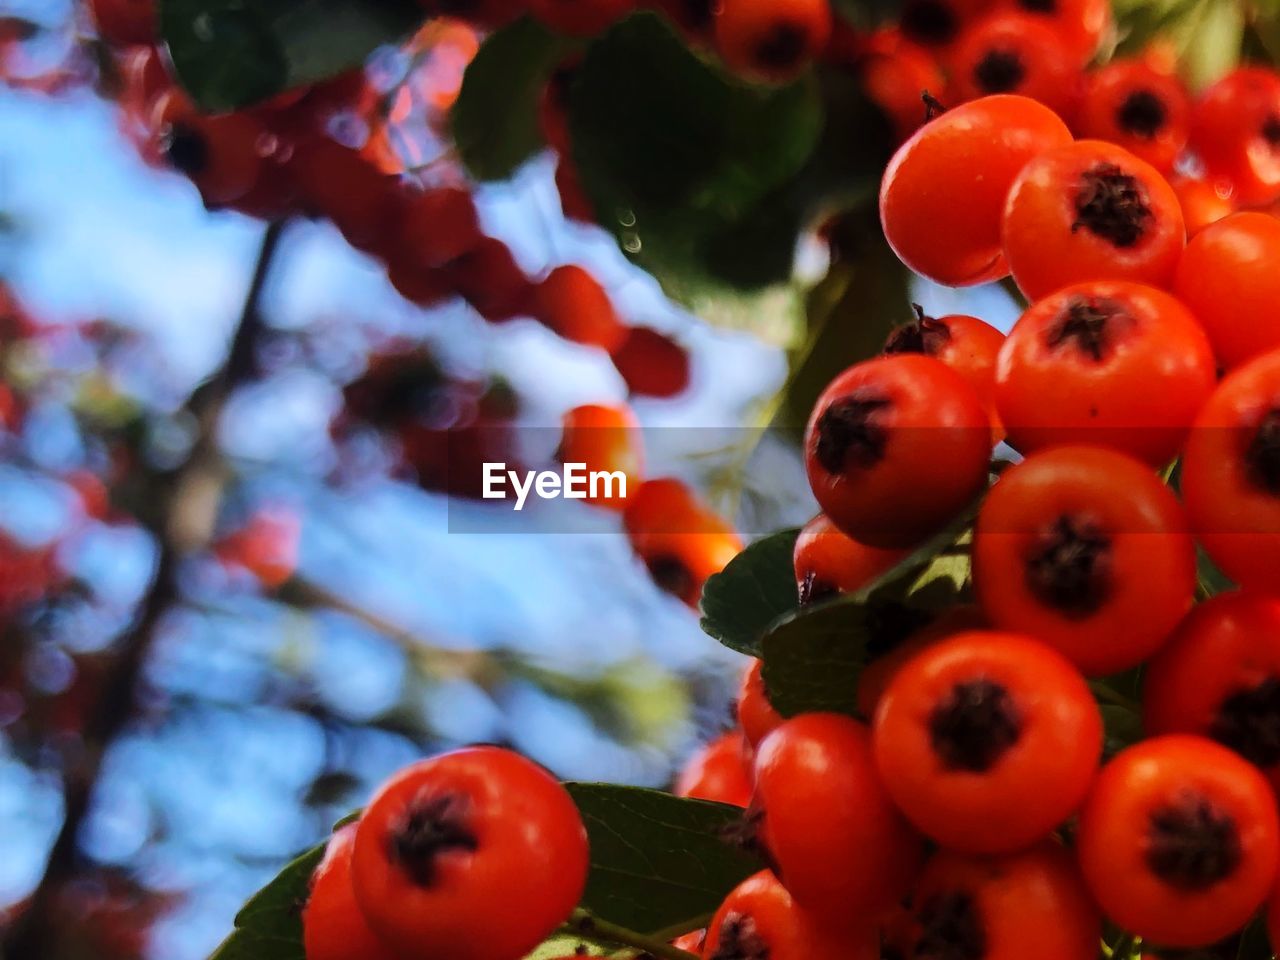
left=1099, top=704, right=1144, bottom=760
left=160, top=0, right=422, bottom=112
left=1237, top=917, right=1273, bottom=960
left=758, top=506, right=976, bottom=717
left=760, top=601, right=870, bottom=717
left=699, top=528, right=800, bottom=657
left=564, top=783, right=761, bottom=936
left=452, top=18, right=579, bottom=181
left=779, top=217, right=912, bottom=434
left=1197, top=545, right=1235, bottom=600
left=567, top=12, right=823, bottom=331
left=207, top=843, right=323, bottom=960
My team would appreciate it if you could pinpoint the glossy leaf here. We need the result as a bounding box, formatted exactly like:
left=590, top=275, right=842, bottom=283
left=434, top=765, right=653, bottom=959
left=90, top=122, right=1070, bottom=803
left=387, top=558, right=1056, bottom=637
left=160, top=0, right=421, bottom=112
left=699, top=528, right=801, bottom=657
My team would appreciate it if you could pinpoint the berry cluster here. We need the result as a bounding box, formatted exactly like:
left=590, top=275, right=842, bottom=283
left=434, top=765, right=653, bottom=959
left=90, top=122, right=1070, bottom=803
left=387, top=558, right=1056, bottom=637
left=89, top=0, right=691, bottom=401
left=668, top=89, right=1280, bottom=955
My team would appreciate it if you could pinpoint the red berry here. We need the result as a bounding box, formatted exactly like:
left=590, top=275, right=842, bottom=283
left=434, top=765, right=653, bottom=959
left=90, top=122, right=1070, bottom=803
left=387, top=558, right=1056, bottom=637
left=351, top=747, right=588, bottom=960
left=880, top=94, right=1072, bottom=286
left=610, top=327, right=691, bottom=398
left=805, top=354, right=991, bottom=548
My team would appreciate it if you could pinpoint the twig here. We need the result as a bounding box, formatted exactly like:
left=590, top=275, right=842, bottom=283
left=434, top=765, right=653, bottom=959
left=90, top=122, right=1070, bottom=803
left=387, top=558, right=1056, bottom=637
left=559, top=909, right=701, bottom=960
left=1, top=219, right=289, bottom=960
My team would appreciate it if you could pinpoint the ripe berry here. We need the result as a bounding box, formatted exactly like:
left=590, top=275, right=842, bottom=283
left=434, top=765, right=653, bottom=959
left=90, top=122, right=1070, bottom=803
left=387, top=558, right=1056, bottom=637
left=947, top=14, right=1079, bottom=120
left=1076, top=59, right=1190, bottom=174
left=88, top=0, right=156, bottom=46
left=290, top=140, right=398, bottom=254
left=713, top=0, right=833, bottom=82
left=855, top=605, right=989, bottom=717
left=557, top=403, right=644, bottom=511
left=1169, top=175, right=1235, bottom=238
left=752, top=714, right=922, bottom=924
left=883, top=306, right=1005, bottom=438
left=1181, top=348, right=1280, bottom=592
left=880, top=94, right=1072, bottom=286
left=303, top=824, right=399, bottom=960
left=737, top=659, right=784, bottom=749
left=1001, top=139, right=1185, bottom=299
left=538, top=59, right=578, bottom=155
left=973, top=445, right=1195, bottom=675
left=804, top=354, right=991, bottom=548
left=792, top=513, right=908, bottom=605
left=610, top=327, right=691, bottom=398
left=153, top=93, right=265, bottom=207
left=554, top=157, right=596, bottom=223
left=351, top=747, right=588, bottom=960
left=904, top=843, right=1101, bottom=960
left=622, top=478, right=742, bottom=607
left=1077, top=735, right=1280, bottom=947
left=873, top=631, right=1101, bottom=853
left=674, top=730, right=753, bottom=806
left=446, top=237, right=533, bottom=323
left=997, top=0, right=1111, bottom=65
left=897, top=0, right=988, bottom=51
left=1145, top=592, right=1280, bottom=775
left=702, top=870, right=876, bottom=960
left=532, top=265, right=627, bottom=352
left=397, top=185, right=483, bottom=270
left=855, top=34, right=948, bottom=143
left=994, top=281, right=1216, bottom=466
left=1174, top=211, right=1280, bottom=370
left=386, top=256, right=453, bottom=309
left=1190, top=67, right=1280, bottom=208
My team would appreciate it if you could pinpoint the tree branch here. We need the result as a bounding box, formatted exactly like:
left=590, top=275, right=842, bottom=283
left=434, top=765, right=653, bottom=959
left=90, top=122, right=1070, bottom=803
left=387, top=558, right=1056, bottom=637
left=2, top=219, right=290, bottom=960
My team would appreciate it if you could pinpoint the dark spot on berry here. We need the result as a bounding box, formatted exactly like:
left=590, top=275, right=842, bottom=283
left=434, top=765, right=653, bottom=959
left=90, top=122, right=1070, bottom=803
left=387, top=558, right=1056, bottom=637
left=1018, top=0, right=1057, bottom=11
left=647, top=554, right=696, bottom=604
left=1046, top=296, right=1129, bottom=362
left=973, top=49, right=1026, bottom=94
left=798, top=570, right=839, bottom=606
left=1211, top=676, right=1280, bottom=768
left=813, top=394, right=892, bottom=475
left=901, top=0, right=959, bottom=46
left=928, top=679, right=1022, bottom=772
left=1146, top=792, right=1242, bottom=891
left=161, top=124, right=209, bottom=177
left=885, top=305, right=953, bottom=356
left=1072, top=162, right=1154, bottom=248
left=753, top=21, right=809, bottom=71
left=1117, top=89, right=1167, bottom=139
left=1263, top=114, right=1280, bottom=148
left=914, top=891, right=987, bottom=960
left=710, top=912, right=769, bottom=960
left=1245, top=408, right=1280, bottom=495
left=388, top=791, right=478, bottom=887
left=1024, top=514, right=1113, bottom=617
left=718, top=808, right=773, bottom=866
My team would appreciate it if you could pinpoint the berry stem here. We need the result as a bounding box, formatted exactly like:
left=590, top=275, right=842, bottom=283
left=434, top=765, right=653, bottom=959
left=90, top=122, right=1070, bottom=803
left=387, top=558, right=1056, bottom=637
left=560, top=909, right=703, bottom=960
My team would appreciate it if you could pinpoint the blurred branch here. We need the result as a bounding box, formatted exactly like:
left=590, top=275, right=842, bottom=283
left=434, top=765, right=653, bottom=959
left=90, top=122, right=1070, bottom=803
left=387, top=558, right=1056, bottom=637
left=1, top=219, right=290, bottom=960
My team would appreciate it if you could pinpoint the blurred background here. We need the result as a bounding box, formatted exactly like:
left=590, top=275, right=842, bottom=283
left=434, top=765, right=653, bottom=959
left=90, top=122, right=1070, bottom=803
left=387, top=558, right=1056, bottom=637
left=0, top=0, right=1028, bottom=957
